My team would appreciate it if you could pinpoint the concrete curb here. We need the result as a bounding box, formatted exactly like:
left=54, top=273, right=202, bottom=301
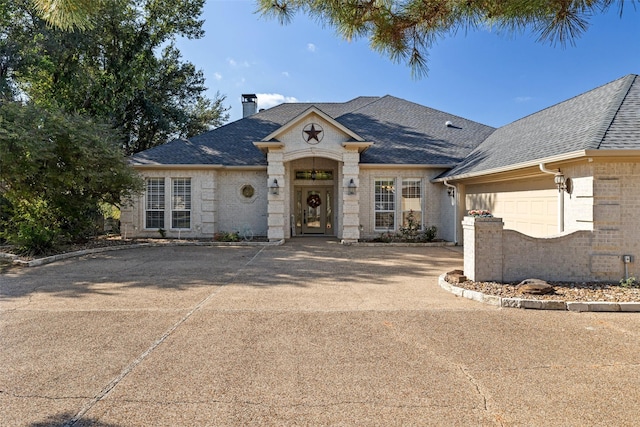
left=438, top=274, right=640, bottom=312
left=2, top=239, right=285, bottom=268
left=347, top=241, right=455, bottom=247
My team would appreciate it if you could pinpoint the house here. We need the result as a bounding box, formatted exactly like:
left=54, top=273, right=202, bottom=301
left=122, top=74, right=640, bottom=281
left=123, top=94, right=495, bottom=242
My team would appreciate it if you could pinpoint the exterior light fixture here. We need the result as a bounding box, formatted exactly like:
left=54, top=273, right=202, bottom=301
left=447, top=187, right=455, bottom=198
left=269, top=178, right=279, bottom=195
left=347, top=178, right=357, bottom=195
left=554, top=172, right=571, bottom=193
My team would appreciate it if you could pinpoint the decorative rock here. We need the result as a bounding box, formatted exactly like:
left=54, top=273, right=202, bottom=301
left=446, top=270, right=467, bottom=284
left=517, top=278, right=554, bottom=295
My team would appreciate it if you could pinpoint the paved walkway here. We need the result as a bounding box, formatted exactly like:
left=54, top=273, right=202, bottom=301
left=1, top=239, right=639, bottom=426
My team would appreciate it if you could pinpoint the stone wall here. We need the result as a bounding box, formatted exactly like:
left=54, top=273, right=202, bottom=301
left=463, top=216, right=608, bottom=283
left=358, top=168, right=448, bottom=240
left=462, top=160, right=640, bottom=283
left=121, top=168, right=268, bottom=239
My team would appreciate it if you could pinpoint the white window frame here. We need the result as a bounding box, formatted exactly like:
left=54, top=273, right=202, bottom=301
left=374, top=178, right=396, bottom=231
left=171, top=178, right=191, bottom=229
left=401, top=178, right=423, bottom=230
left=145, top=177, right=165, bottom=229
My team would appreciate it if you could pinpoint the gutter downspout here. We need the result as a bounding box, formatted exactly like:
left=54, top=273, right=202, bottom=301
left=539, top=163, right=564, bottom=233
left=443, top=180, right=458, bottom=244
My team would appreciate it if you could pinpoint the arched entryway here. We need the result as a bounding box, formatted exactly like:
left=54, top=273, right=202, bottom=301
left=290, top=157, right=337, bottom=236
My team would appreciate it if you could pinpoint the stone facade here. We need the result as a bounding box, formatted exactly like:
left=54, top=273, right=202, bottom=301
left=460, top=159, right=640, bottom=282
left=121, top=168, right=268, bottom=239
left=124, top=162, right=454, bottom=243
left=358, top=167, right=451, bottom=241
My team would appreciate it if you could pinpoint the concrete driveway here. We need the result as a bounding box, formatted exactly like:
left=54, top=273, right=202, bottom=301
left=1, top=239, right=639, bottom=426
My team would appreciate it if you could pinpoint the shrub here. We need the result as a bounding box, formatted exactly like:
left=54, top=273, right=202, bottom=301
left=419, top=225, right=438, bottom=242
left=0, top=103, right=143, bottom=254
left=620, top=276, right=638, bottom=288
left=1, top=198, right=61, bottom=255
left=399, top=210, right=420, bottom=240
left=214, top=231, right=240, bottom=242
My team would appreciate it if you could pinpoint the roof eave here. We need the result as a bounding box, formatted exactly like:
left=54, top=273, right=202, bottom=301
left=359, top=163, right=457, bottom=170
left=342, top=141, right=373, bottom=153
left=253, top=141, right=285, bottom=153
left=131, top=164, right=266, bottom=171
left=433, top=150, right=588, bottom=182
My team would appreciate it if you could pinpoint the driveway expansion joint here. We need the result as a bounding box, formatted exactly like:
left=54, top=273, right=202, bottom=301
left=458, top=365, right=488, bottom=411
left=438, top=274, right=640, bottom=312
left=62, top=246, right=268, bottom=426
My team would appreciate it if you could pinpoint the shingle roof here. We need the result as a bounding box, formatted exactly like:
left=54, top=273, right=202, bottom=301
left=336, top=96, right=495, bottom=164
left=130, top=95, right=494, bottom=167
left=131, top=74, right=640, bottom=172
left=441, top=74, right=640, bottom=179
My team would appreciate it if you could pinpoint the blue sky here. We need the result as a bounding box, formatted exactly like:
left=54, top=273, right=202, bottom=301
left=176, top=0, right=640, bottom=128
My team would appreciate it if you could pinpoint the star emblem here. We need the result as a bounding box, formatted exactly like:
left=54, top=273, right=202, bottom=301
left=303, top=123, right=323, bottom=144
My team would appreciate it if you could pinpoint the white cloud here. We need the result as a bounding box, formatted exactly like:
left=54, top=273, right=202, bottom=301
left=307, top=43, right=316, bottom=52
left=227, top=58, right=250, bottom=68
left=256, top=93, right=299, bottom=110
left=515, top=96, right=532, bottom=103
left=282, top=71, right=290, bottom=78
left=213, top=72, right=222, bottom=81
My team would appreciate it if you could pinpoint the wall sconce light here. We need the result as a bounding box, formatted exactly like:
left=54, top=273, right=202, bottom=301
left=447, top=187, right=455, bottom=198
left=554, top=172, right=572, bottom=193
left=347, top=178, right=357, bottom=195
left=269, top=178, right=279, bottom=195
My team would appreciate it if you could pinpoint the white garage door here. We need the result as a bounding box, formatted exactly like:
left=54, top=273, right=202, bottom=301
left=466, top=184, right=557, bottom=237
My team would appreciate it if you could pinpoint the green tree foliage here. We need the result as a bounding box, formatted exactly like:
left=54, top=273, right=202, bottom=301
left=257, top=0, right=633, bottom=78
left=0, top=102, right=144, bottom=254
left=2, top=0, right=229, bottom=154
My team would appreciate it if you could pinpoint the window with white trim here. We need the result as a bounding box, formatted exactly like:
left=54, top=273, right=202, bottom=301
left=145, top=178, right=165, bottom=229
left=402, top=179, right=423, bottom=229
left=374, top=178, right=395, bottom=230
left=172, top=178, right=191, bottom=229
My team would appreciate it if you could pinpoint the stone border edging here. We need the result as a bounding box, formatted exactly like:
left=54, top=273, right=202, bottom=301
left=2, top=239, right=285, bottom=268
left=347, top=241, right=455, bottom=247
left=438, top=274, right=640, bottom=312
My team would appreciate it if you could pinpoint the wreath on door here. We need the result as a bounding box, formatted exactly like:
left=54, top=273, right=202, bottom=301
left=306, top=194, right=322, bottom=208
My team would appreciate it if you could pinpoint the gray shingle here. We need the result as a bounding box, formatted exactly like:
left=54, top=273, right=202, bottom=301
left=337, top=96, right=494, bottom=164
left=600, top=75, right=640, bottom=149
left=131, top=75, right=639, bottom=172
left=130, top=95, right=493, bottom=167
left=442, top=74, right=640, bottom=179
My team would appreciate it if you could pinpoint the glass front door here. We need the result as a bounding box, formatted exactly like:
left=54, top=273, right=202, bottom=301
left=296, top=187, right=333, bottom=235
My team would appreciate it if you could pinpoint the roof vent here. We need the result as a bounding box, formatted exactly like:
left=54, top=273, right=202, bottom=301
left=445, top=120, right=453, bottom=127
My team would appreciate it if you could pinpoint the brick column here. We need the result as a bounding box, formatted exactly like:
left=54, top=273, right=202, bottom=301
left=267, top=150, right=285, bottom=241
left=463, top=216, right=504, bottom=282
left=341, top=151, right=360, bottom=243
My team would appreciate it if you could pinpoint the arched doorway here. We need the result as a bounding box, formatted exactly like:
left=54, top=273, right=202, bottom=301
left=291, top=158, right=336, bottom=236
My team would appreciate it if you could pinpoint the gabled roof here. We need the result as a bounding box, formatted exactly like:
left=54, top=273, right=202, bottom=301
left=130, top=95, right=494, bottom=167
left=440, top=74, right=640, bottom=180
left=261, top=106, right=366, bottom=143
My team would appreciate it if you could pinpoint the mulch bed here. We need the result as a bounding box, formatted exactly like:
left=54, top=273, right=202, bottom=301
left=445, top=273, right=640, bottom=303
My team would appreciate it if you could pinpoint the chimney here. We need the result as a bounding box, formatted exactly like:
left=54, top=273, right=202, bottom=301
left=241, top=94, right=257, bottom=118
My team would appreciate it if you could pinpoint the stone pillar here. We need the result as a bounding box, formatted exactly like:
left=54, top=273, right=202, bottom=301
left=455, top=183, right=466, bottom=245
left=463, top=216, right=504, bottom=282
left=341, top=151, right=360, bottom=243
left=267, top=150, right=285, bottom=241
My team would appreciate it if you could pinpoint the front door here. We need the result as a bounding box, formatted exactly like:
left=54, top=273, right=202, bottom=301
left=296, top=187, right=333, bottom=235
